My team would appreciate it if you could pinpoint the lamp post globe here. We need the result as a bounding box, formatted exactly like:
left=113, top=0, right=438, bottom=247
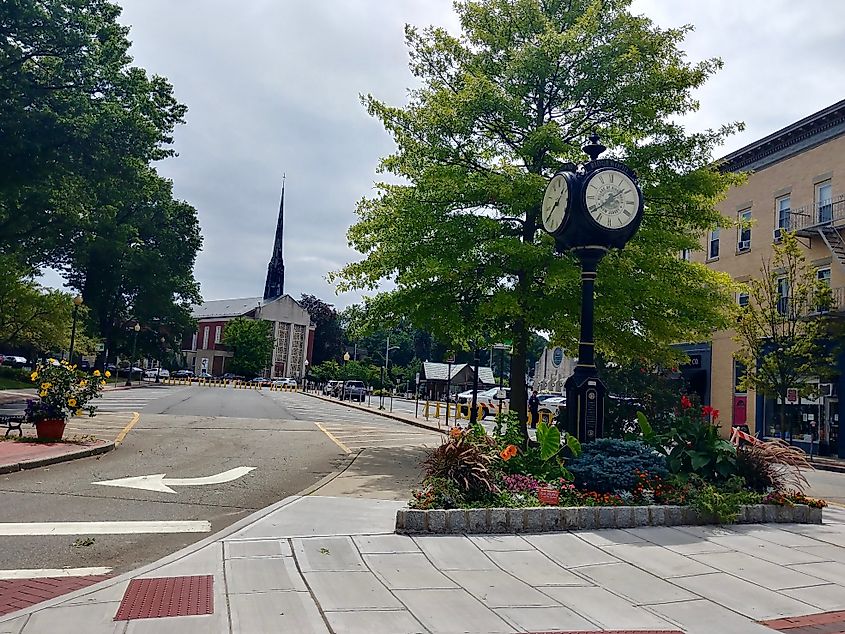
left=126, top=323, right=141, bottom=387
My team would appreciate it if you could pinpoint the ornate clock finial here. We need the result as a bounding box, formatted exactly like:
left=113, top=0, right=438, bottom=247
left=582, top=133, right=606, bottom=161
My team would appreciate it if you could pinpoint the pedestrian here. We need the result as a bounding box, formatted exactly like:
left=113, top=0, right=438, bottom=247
left=528, top=389, right=540, bottom=429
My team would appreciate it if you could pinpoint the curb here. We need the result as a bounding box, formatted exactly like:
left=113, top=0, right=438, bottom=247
left=810, top=460, right=845, bottom=474
left=0, top=441, right=115, bottom=475
left=396, top=503, right=824, bottom=534
left=300, top=390, right=447, bottom=435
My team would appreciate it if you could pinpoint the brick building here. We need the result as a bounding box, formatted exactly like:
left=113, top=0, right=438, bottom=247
left=685, top=99, right=845, bottom=458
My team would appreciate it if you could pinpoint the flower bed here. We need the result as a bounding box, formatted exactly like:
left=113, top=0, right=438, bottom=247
left=403, top=399, right=826, bottom=532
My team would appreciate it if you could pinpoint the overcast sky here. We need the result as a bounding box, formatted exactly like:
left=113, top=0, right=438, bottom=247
left=103, top=0, right=845, bottom=308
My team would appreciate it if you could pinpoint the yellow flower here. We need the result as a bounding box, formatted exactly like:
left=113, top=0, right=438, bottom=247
left=67, top=398, right=77, bottom=407
left=30, top=372, right=38, bottom=381
left=93, top=370, right=101, bottom=377
left=74, top=409, right=82, bottom=416
left=39, top=390, right=47, bottom=397
left=61, top=360, right=68, bottom=365
left=104, top=371, right=111, bottom=378
left=41, top=382, right=48, bottom=390
left=79, top=380, right=88, bottom=388
left=47, top=358, right=55, bottom=364
left=100, top=380, right=106, bottom=387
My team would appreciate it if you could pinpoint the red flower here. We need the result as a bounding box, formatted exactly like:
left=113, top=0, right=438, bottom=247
left=680, top=395, right=692, bottom=409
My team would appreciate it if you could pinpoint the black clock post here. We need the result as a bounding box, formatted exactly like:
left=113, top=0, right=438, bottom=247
left=540, top=134, right=645, bottom=443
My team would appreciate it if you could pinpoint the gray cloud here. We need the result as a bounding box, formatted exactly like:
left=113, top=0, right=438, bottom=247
left=105, top=0, right=845, bottom=308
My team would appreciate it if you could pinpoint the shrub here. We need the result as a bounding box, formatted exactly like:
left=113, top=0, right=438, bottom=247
left=421, top=432, right=498, bottom=499
left=567, top=439, right=668, bottom=493
left=735, top=440, right=811, bottom=493
left=410, top=477, right=464, bottom=509
left=686, top=476, right=762, bottom=524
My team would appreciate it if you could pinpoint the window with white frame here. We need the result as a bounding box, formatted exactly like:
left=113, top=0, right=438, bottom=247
left=816, top=267, right=832, bottom=312
left=202, top=326, right=209, bottom=349
left=191, top=332, right=197, bottom=351
left=738, top=291, right=749, bottom=308
left=816, top=180, right=832, bottom=224
left=680, top=249, right=691, bottom=261
left=776, top=277, right=788, bottom=315
left=708, top=228, right=720, bottom=259
left=737, top=209, right=751, bottom=251
left=776, top=195, right=791, bottom=230
left=215, top=325, right=222, bottom=344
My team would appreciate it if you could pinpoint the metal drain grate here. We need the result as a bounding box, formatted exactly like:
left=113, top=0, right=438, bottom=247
left=114, top=575, right=213, bottom=620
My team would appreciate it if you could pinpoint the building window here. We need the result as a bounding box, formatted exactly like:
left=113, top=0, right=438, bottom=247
left=737, top=209, right=751, bottom=252
left=202, top=326, right=209, bottom=349
left=816, top=180, right=832, bottom=224
left=214, top=325, right=222, bottom=344
left=191, top=333, right=197, bottom=351
left=818, top=267, right=832, bottom=286
left=776, top=195, right=791, bottom=230
left=738, top=292, right=749, bottom=308
left=680, top=249, right=691, bottom=261
left=776, top=277, right=788, bottom=315
left=708, top=228, right=720, bottom=259
left=734, top=360, right=747, bottom=394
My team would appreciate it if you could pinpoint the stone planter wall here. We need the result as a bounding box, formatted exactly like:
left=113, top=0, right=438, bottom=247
left=395, top=504, right=822, bottom=534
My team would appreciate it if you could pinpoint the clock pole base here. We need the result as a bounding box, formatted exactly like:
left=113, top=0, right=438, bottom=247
left=565, top=368, right=607, bottom=444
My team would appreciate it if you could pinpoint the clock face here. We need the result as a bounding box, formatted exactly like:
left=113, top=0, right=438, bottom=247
left=542, top=174, right=569, bottom=234
left=584, top=169, right=640, bottom=230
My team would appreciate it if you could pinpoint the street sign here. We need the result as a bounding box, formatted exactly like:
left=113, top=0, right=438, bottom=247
left=93, top=467, right=256, bottom=494
left=787, top=388, right=798, bottom=403
left=201, top=358, right=209, bottom=371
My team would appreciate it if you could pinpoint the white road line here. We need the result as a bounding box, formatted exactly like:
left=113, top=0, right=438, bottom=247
left=0, top=521, right=211, bottom=535
left=0, top=567, right=113, bottom=579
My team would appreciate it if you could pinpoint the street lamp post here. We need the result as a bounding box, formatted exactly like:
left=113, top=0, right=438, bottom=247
left=379, top=337, right=399, bottom=411
left=342, top=351, right=350, bottom=399
left=125, top=323, right=141, bottom=387
left=68, top=295, right=83, bottom=365
left=156, top=336, right=165, bottom=384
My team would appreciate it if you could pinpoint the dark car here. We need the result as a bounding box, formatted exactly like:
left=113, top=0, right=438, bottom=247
left=173, top=369, right=195, bottom=378
left=342, top=380, right=367, bottom=402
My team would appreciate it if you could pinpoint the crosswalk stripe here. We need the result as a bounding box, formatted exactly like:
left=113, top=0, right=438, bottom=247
left=0, top=521, right=211, bottom=535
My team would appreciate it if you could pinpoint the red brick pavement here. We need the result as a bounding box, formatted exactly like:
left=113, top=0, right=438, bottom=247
left=0, top=438, right=111, bottom=473
left=0, top=575, right=112, bottom=616
left=761, top=611, right=845, bottom=633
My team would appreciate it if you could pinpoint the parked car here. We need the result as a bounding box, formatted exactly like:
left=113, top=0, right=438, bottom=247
left=456, top=387, right=510, bottom=418
left=272, top=377, right=297, bottom=388
left=222, top=372, right=243, bottom=380
left=342, top=380, right=367, bottom=402
left=249, top=377, right=271, bottom=386
left=323, top=380, right=341, bottom=396
left=144, top=368, right=170, bottom=379
left=1, top=355, right=28, bottom=368
left=173, top=369, right=195, bottom=378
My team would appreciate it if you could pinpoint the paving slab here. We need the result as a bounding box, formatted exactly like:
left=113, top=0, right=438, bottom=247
left=324, top=609, right=426, bottom=634
left=394, top=588, right=515, bottom=633
left=539, top=585, right=675, bottom=630
left=701, top=534, right=827, bottom=565
left=294, top=536, right=366, bottom=572
left=20, top=602, right=124, bottom=634
left=138, top=544, right=223, bottom=578
left=125, top=613, right=225, bottom=633
left=412, top=535, right=498, bottom=570
left=781, top=583, right=845, bottom=611
left=365, top=553, right=457, bottom=590
left=649, top=598, right=776, bottom=634
left=61, top=581, right=130, bottom=607
left=624, top=526, right=732, bottom=555
left=575, top=562, right=696, bottom=604
left=601, top=542, right=715, bottom=578
left=730, top=524, right=828, bottom=547
left=229, top=590, right=328, bottom=633
left=445, top=569, right=558, bottom=608
left=468, top=535, right=532, bottom=551
left=577, top=528, right=647, bottom=547
left=689, top=551, right=829, bottom=590
left=789, top=561, right=845, bottom=585
left=523, top=533, right=619, bottom=568
left=672, top=572, right=818, bottom=620
left=486, top=549, right=590, bottom=586
left=0, top=615, right=26, bottom=634
left=796, top=544, right=845, bottom=564
left=495, top=606, right=597, bottom=631
left=225, top=556, right=306, bottom=593
left=304, top=571, right=403, bottom=610
left=352, top=534, right=420, bottom=554
left=224, top=539, right=291, bottom=558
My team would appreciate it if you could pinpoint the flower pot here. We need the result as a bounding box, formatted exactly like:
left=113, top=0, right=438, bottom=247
left=34, top=418, right=66, bottom=441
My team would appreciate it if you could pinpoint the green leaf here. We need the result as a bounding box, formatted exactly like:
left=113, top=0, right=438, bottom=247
left=536, top=421, right=561, bottom=462
left=564, top=432, right=582, bottom=458
left=690, top=451, right=711, bottom=471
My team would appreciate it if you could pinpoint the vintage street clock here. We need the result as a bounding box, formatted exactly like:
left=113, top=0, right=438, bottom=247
left=541, top=134, right=645, bottom=442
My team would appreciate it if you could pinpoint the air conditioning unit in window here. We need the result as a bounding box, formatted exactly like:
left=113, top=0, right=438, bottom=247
left=773, top=228, right=784, bottom=243
left=819, top=383, right=835, bottom=397
left=737, top=239, right=751, bottom=252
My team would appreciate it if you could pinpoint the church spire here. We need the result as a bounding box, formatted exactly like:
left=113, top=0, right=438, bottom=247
left=263, top=176, right=286, bottom=301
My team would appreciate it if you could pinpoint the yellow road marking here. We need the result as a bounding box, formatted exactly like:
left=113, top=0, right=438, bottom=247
left=315, top=422, right=352, bottom=454
left=115, top=412, right=141, bottom=446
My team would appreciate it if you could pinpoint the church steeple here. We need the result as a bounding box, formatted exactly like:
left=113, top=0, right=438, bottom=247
left=263, top=177, right=286, bottom=301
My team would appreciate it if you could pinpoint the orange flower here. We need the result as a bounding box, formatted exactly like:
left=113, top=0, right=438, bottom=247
left=499, top=444, right=518, bottom=461
left=449, top=427, right=462, bottom=439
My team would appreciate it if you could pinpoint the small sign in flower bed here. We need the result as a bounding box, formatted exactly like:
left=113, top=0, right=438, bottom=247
left=399, top=403, right=826, bottom=534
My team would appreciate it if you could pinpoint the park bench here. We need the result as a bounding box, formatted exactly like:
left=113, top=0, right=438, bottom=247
left=1, top=415, right=26, bottom=438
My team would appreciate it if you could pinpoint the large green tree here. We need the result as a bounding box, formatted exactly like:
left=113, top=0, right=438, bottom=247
left=334, top=0, right=738, bottom=438
left=222, top=318, right=273, bottom=378
left=734, top=232, right=835, bottom=438
left=299, top=294, right=344, bottom=364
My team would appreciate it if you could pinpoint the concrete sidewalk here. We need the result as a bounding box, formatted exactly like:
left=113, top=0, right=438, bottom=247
left=1, top=491, right=844, bottom=633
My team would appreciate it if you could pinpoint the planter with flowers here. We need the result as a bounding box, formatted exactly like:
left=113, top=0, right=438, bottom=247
left=26, top=361, right=107, bottom=440
left=400, top=397, right=826, bottom=534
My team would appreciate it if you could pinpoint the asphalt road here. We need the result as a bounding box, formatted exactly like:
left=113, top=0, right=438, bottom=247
left=0, top=386, right=412, bottom=575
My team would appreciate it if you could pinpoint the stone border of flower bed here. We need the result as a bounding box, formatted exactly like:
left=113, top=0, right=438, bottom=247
left=395, top=504, right=822, bottom=534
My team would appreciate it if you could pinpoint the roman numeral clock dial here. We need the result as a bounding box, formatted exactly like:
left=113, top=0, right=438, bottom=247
left=584, top=168, right=639, bottom=230
left=541, top=173, right=569, bottom=235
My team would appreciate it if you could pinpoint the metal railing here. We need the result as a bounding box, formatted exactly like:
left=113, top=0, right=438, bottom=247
left=784, top=194, right=845, bottom=232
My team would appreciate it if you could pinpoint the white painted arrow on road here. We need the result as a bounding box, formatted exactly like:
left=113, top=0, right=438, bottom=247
left=93, top=466, right=256, bottom=493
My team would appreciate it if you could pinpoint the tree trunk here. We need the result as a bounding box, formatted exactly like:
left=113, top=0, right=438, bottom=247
left=778, top=395, right=787, bottom=440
